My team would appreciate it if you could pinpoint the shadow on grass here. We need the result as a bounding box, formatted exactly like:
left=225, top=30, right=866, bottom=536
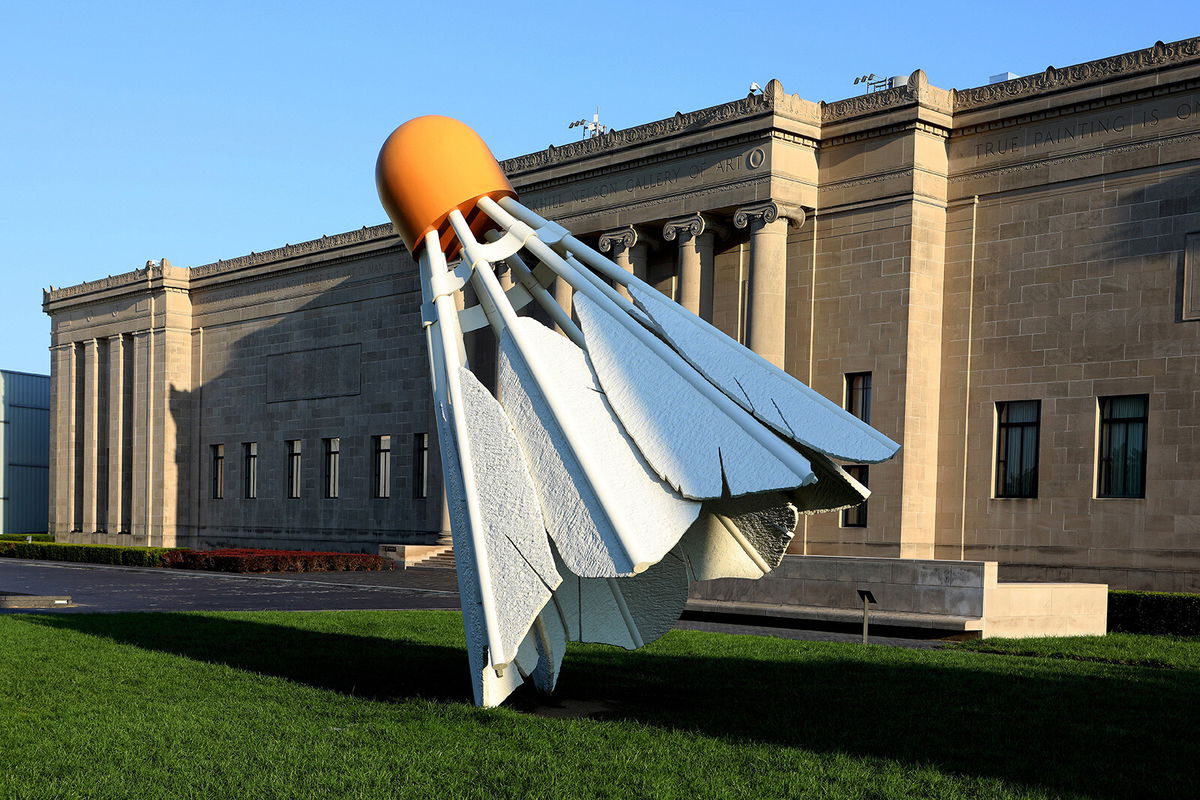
left=552, top=642, right=1198, bottom=800
left=20, top=611, right=473, bottom=702
left=21, top=612, right=1198, bottom=800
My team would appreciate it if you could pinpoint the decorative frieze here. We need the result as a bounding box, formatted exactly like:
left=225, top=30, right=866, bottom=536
left=955, top=37, right=1200, bottom=111
left=43, top=225, right=399, bottom=306
left=189, top=224, right=395, bottom=279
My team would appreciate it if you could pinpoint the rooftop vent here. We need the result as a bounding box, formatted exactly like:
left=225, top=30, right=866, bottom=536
left=989, top=71, right=1018, bottom=84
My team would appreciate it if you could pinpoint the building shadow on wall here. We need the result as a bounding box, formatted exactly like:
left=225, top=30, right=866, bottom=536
left=20, top=611, right=1197, bottom=799
left=165, top=257, right=444, bottom=552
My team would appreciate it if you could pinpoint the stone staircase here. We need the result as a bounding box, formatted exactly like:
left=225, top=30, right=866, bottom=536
left=412, top=549, right=457, bottom=570
left=378, top=543, right=456, bottom=569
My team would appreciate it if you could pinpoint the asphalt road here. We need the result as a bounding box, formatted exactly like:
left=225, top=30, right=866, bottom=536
left=0, top=559, right=942, bottom=648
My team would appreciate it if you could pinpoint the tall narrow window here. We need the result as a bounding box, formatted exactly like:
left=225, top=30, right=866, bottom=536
left=846, top=372, right=872, bottom=424
left=373, top=435, right=392, bottom=499
left=841, top=465, right=869, bottom=527
left=211, top=444, right=225, bottom=499
left=287, top=440, right=302, bottom=499
left=995, top=401, right=1040, bottom=498
left=324, top=438, right=340, bottom=499
left=412, top=432, right=429, bottom=499
left=243, top=442, right=258, bottom=499
left=1098, top=395, right=1148, bottom=498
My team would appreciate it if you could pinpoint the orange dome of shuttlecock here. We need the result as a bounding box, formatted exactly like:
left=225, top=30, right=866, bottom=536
left=376, top=115, right=516, bottom=258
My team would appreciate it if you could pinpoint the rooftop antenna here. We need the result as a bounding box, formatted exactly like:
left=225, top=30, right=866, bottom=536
left=852, top=73, right=891, bottom=93
left=568, top=107, right=608, bottom=140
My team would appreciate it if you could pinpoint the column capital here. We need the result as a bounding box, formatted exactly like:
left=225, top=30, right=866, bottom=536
left=663, top=212, right=731, bottom=242
left=598, top=225, right=640, bottom=254
left=733, top=201, right=806, bottom=230
left=663, top=213, right=704, bottom=242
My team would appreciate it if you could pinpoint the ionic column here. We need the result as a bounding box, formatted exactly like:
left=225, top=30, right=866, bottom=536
left=663, top=214, right=725, bottom=320
left=599, top=226, right=648, bottom=299
left=734, top=201, right=805, bottom=368
left=553, top=275, right=574, bottom=323
left=129, top=331, right=150, bottom=539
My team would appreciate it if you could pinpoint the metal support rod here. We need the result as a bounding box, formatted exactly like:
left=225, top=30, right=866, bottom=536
left=863, top=597, right=870, bottom=645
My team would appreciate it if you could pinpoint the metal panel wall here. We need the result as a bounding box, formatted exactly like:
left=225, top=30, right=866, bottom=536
left=1, top=371, right=50, bottom=534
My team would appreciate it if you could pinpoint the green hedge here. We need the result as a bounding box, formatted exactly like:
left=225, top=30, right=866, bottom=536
left=1109, top=590, right=1200, bottom=636
left=0, top=534, right=54, bottom=543
left=0, top=541, right=172, bottom=568
left=162, top=548, right=396, bottom=573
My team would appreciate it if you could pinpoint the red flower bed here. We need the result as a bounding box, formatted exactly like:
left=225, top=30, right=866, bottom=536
left=162, top=548, right=396, bottom=573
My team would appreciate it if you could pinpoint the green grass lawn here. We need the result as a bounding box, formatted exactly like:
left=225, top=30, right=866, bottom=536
left=1, top=611, right=1196, bottom=800
left=955, top=632, right=1200, bottom=670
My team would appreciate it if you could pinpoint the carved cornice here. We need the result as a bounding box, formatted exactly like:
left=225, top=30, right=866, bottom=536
left=598, top=226, right=639, bottom=253
left=43, top=262, right=189, bottom=304
left=821, top=70, right=953, bottom=123
left=495, top=40, right=1200, bottom=178
left=189, top=224, right=396, bottom=279
left=44, top=224, right=399, bottom=305
left=501, top=79, right=819, bottom=174
left=733, top=201, right=806, bottom=230
left=955, top=37, right=1200, bottom=111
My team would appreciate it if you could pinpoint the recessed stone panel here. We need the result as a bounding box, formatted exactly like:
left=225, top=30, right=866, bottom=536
left=267, top=344, right=362, bottom=403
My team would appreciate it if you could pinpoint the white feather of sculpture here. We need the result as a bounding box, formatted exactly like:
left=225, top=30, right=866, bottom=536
left=475, top=199, right=823, bottom=499
left=418, top=234, right=562, bottom=706
left=445, top=368, right=561, bottom=705
left=419, top=200, right=891, bottom=708
left=495, top=196, right=900, bottom=465
left=451, top=213, right=702, bottom=578
left=628, top=284, right=900, bottom=463
left=574, top=293, right=815, bottom=498
left=497, top=319, right=702, bottom=577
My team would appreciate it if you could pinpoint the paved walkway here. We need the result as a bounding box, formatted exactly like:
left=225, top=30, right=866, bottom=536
left=0, top=559, right=459, bottom=613
left=0, top=559, right=942, bottom=648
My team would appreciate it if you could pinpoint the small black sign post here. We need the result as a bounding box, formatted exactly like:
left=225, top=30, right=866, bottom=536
left=857, top=589, right=877, bottom=644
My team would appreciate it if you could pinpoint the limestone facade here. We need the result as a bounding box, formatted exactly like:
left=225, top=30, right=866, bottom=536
left=45, top=38, right=1200, bottom=590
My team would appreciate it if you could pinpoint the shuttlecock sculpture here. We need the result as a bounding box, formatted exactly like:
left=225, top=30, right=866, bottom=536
left=375, top=116, right=900, bottom=707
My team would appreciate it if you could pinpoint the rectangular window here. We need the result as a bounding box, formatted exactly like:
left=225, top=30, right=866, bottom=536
left=1098, top=395, right=1148, bottom=498
left=373, top=435, right=392, bottom=499
left=845, top=372, right=872, bottom=424
left=211, top=444, right=224, bottom=500
left=412, top=432, right=429, bottom=500
left=324, top=438, right=340, bottom=499
left=995, top=400, right=1040, bottom=498
left=841, top=465, right=869, bottom=527
left=243, top=442, right=257, bottom=499
left=287, top=440, right=302, bottom=499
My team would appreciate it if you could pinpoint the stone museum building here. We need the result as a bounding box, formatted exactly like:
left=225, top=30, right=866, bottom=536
left=44, top=38, right=1200, bottom=592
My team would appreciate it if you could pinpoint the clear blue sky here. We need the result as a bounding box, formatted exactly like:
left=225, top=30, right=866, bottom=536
left=1, top=1, right=1193, bottom=374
